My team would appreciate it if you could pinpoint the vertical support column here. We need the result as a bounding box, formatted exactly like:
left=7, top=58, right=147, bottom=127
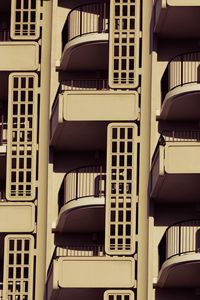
left=34, top=0, right=52, bottom=299
left=137, top=0, right=152, bottom=299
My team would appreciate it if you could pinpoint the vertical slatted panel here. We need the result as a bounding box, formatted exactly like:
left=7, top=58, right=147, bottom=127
left=11, top=0, right=40, bottom=40
left=3, top=235, right=34, bottom=300
left=6, top=73, right=38, bottom=201
left=109, top=0, right=140, bottom=88
left=105, top=123, right=137, bottom=255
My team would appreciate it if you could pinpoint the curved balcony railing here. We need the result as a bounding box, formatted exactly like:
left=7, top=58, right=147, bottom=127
left=55, top=244, right=105, bottom=257
left=161, top=51, right=200, bottom=103
left=60, top=165, right=106, bottom=206
left=159, top=219, right=200, bottom=269
left=62, top=2, right=109, bottom=49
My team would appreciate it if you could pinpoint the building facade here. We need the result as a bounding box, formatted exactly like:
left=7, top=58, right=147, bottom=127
left=0, top=0, right=199, bottom=300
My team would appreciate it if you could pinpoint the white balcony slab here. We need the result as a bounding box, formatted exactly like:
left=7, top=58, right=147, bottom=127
left=62, top=91, right=138, bottom=121
left=0, top=42, right=39, bottom=70
left=151, top=143, right=200, bottom=201
left=0, top=202, right=35, bottom=232
left=53, top=257, right=135, bottom=288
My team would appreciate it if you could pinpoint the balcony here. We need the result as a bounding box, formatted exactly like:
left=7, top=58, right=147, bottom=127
left=154, top=0, right=200, bottom=38
left=59, top=2, right=109, bottom=71
left=50, top=79, right=138, bottom=150
left=158, top=52, right=200, bottom=120
left=54, top=165, right=106, bottom=233
left=46, top=245, right=135, bottom=300
left=150, top=131, right=200, bottom=202
left=157, top=219, right=200, bottom=287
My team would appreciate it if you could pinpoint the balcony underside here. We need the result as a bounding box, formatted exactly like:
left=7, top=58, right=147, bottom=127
left=154, top=1, right=200, bottom=38
left=59, top=33, right=109, bottom=71
left=54, top=197, right=105, bottom=232
left=51, top=121, right=108, bottom=151
left=151, top=173, right=200, bottom=202
left=157, top=254, right=200, bottom=287
left=48, top=287, right=104, bottom=300
left=159, top=85, right=200, bottom=120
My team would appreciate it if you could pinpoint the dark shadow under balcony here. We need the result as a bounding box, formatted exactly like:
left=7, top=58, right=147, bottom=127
left=154, top=0, right=200, bottom=38
left=58, top=2, right=109, bottom=71
left=53, top=165, right=106, bottom=233
left=46, top=245, right=135, bottom=300
left=157, top=219, right=200, bottom=287
left=150, top=130, right=200, bottom=202
left=158, top=52, right=200, bottom=120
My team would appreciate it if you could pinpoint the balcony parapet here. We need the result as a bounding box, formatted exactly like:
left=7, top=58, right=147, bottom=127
left=46, top=251, right=135, bottom=299
left=63, top=165, right=106, bottom=205
left=59, top=2, right=109, bottom=71
left=159, top=219, right=200, bottom=266
left=159, top=52, right=200, bottom=120
left=151, top=130, right=200, bottom=201
left=154, top=0, right=200, bottom=38
left=157, top=219, right=200, bottom=287
left=54, top=165, right=106, bottom=233
left=161, top=52, right=200, bottom=102
left=50, top=79, right=138, bottom=150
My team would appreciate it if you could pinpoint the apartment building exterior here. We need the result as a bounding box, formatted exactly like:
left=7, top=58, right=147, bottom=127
left=0, top=0, right=200, bottom=300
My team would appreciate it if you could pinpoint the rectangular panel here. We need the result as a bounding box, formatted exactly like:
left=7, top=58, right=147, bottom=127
left=165, top=144, right=200, bottom=173
left=57, top=257, right=135, bottom=288
left=167, top=0, right=200, bottom=6
left=0, top=42, right=39, bottom=71
left=105, top=123, right=137, bottom=255
left=6, top=73, right=38, bottom=201
left=3, top=235, right=34, bottom=300
left=104, top=290, right=135, bottom=300
left=63, top=91, right=139, bottom=121
left=11, top=0, right=40, bottom=40
left=109, top=0, right=140, bottom=88
left=0, top=203, right=35, bottom=232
